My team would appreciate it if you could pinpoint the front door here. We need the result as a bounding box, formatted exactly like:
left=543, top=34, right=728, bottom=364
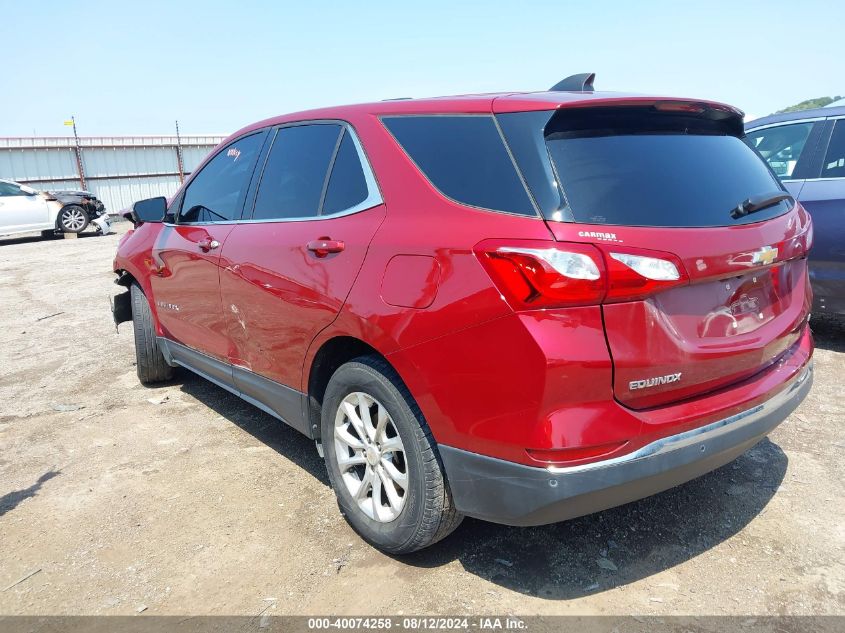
left=0, top=181, right=50, bottom=233
left=150, top=131, right=267, bottom=361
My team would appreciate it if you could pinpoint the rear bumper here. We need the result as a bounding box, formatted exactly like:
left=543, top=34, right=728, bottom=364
left=440, top=361, right=812, bottom=526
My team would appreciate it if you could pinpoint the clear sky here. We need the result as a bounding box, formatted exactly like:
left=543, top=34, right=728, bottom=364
left=2, top=0, right=842, bottom=136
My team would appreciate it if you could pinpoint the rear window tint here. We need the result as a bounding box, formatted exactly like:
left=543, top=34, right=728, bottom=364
left=383, top=115, right=536, bottom=216
left=502, top=108, right=790, bottom=227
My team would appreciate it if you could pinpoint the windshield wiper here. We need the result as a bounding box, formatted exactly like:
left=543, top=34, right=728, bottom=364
left=730, top=191, right=793, bottom=220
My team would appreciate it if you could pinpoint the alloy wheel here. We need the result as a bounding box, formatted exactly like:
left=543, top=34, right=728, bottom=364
left=61, top=208, right=86, bottom=231
left=333, top=391, right=408, bottom=522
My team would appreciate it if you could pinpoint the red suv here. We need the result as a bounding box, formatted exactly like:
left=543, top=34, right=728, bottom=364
left=112, top=75, right=814, bottom=554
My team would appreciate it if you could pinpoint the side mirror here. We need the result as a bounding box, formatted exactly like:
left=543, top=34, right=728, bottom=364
left=131, top=196, right=167, bottom=224
left=19, top=185, right=38, bottom=196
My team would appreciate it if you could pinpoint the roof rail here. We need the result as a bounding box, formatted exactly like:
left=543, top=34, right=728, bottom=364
left=549, top=73, right=595, bottom=92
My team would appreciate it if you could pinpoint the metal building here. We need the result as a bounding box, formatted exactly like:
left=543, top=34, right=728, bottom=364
left=0, top=134, right=225, bottom=213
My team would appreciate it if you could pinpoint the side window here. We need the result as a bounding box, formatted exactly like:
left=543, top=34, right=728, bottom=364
left=166, top=190, right=184, bottom=221
left=322, top=130, right=369, bottom=215
left=383, top=115, right=536, bottom=216
left=0, top=182, right=22, bottom=197
left=744, top=122, right=814, bottom=179
left=252, top=124, right=341, bottom=220
left=821, top=120, right=845, bottom=178
left=179, top=132, right=264, bottom=223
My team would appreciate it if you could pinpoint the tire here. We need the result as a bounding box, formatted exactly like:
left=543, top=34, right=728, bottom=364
left=130, top=283, right=175, bottom=384
left=58, top=204, right=89, bottom=233
left=321, top=356, right=463, bottom=554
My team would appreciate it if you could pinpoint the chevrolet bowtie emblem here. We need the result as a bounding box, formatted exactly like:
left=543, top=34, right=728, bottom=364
left=751, top=245, right=778, bottom=266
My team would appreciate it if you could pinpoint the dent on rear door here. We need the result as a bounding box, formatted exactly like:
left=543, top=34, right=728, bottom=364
left=219, top=206, right=386, bottom=387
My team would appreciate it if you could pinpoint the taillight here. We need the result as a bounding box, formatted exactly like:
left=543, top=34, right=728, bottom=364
left=476, top=241, right=606, bottom=309
left=604, top=248, right=688, bottom=303
left=608, top=253, right=680, bottom=280
left=475, top=240, right=689, bottom=309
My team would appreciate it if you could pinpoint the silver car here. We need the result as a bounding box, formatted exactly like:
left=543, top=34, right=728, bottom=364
left=0, top=178, right=111, bottom=237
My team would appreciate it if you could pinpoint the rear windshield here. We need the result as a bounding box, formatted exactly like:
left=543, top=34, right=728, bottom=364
left=499, top=107, right=792, bottom=227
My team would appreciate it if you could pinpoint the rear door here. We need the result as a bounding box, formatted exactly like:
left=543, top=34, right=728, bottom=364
left=150, top=131, right=267, bottom=361
left=794, top=117, right=845, bottom=312
left=501, top=105, right=812, bottom=409
left=220, top=122, right=385, bottom=396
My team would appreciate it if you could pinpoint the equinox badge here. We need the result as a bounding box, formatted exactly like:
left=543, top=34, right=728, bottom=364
left=630, top=372, right=682, bottom=390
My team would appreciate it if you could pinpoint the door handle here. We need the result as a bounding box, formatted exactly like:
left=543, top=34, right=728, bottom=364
left=307, top=238, right=345, bottom=258
left=198, top=238, right=220, bottom=252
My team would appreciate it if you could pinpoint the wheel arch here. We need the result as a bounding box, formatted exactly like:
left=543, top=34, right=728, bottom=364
left=55, top=203, right=89, bottom=231
left=115, top=268, right=138, bottom=288
left=112, top=265, right=165, bottom=336
left=306, top=335, right=424, bottom=442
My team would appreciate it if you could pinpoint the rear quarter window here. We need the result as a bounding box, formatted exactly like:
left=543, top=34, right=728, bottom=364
left=382, top=115, right=536, bottom=216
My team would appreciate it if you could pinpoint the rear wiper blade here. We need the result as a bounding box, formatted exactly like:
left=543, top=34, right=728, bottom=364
left=730, top=191, right=793, bottom=219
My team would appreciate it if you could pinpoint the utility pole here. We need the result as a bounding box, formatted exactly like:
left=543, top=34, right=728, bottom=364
left=175, top=120, right=185, bottom=184
left=66, top=116, right=87, bottom=190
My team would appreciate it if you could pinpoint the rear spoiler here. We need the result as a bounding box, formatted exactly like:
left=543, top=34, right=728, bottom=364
left=542, top=101, right=746, bottom=138
left=549, top=73, right=596, bottom=92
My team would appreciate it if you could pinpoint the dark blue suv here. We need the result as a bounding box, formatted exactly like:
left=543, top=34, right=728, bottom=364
left=746, top=105, right=845, bottom=315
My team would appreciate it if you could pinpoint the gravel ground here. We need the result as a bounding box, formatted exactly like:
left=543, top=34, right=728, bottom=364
left=0, top=225, right=843, bottom=617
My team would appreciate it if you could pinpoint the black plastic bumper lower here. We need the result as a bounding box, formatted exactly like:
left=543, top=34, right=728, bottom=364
left=110, top=288, right=132, bottom=329
left=439, top=363, right=813, bottom=527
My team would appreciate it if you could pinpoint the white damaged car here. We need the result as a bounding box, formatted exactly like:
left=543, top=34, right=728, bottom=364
left=0, top=178, right=111, bottom=237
